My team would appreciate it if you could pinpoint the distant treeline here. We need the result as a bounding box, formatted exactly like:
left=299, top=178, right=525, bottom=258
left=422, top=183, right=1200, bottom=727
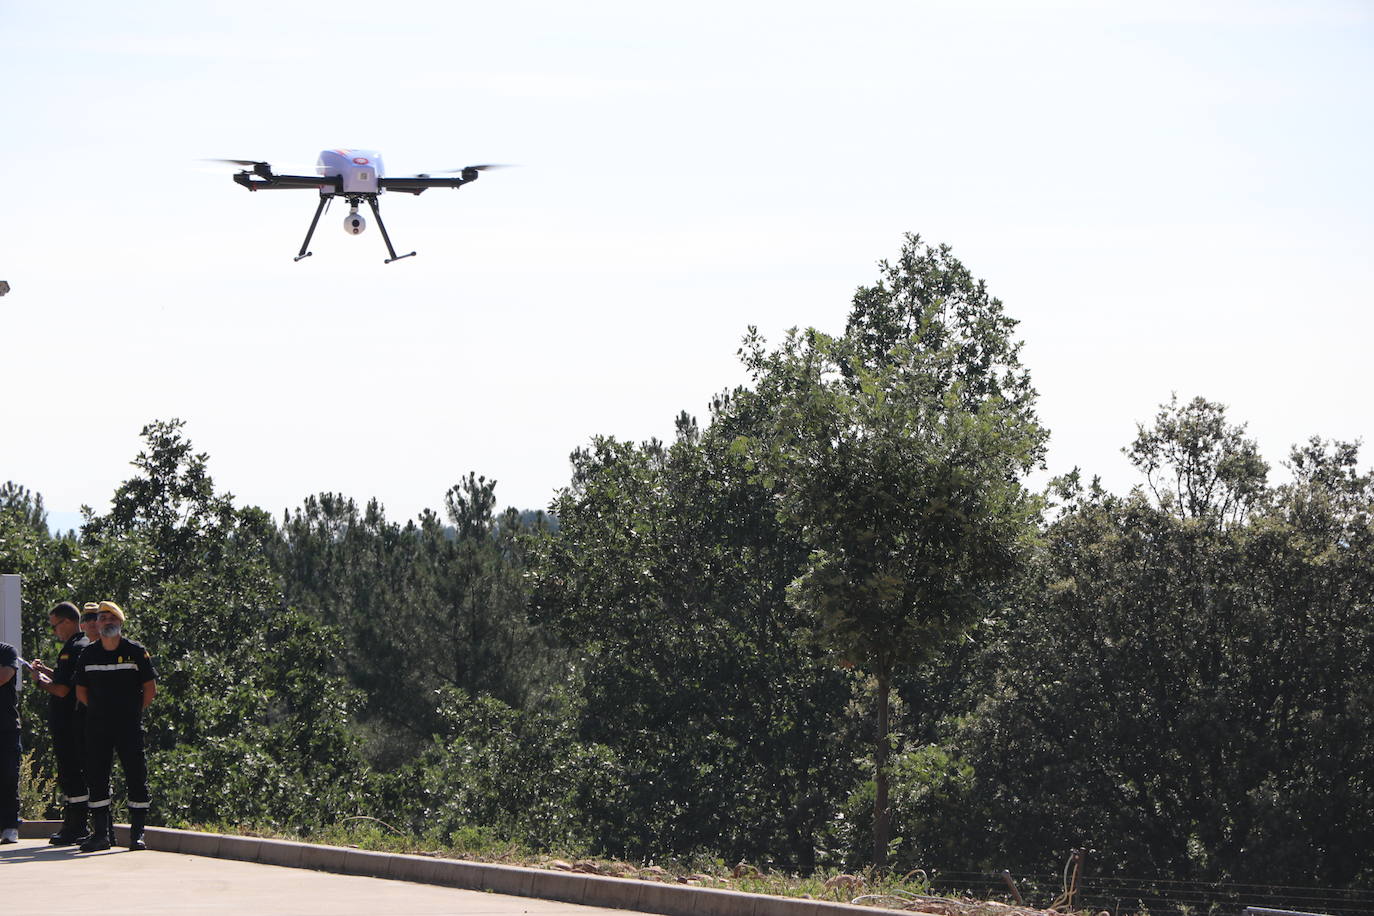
left=3, top=235, right=1370, bottom=895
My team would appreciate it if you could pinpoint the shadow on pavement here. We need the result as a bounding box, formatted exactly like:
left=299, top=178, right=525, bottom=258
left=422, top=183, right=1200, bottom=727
left=0, top=840, right=126, bottom=864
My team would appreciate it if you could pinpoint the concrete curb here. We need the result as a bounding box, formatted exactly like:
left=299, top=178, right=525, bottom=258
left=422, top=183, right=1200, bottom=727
left=18, top=820, right=906, bottom=916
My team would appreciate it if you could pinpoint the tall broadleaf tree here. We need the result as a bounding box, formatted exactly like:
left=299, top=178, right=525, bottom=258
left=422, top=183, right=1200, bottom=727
left=736, top=234, right=1047, bottom=865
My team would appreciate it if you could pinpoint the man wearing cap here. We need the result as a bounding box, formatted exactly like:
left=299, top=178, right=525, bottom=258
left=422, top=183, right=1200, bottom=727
left=29, top=601, right=94, bottom=845
left=75, top=604, right=115, bottom=848
left=0, top=637, right=20, bottom=844
left=78, top=602, right=102, bottom=645
left=75, top=601, right=157, bottom=851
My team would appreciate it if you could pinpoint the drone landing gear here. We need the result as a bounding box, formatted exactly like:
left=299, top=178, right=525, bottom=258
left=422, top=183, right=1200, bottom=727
left=291, top=194, right=416, bottom=264
left=294, top=194, right=329, bottom=262
left=366, top=197, right=416, bottom=264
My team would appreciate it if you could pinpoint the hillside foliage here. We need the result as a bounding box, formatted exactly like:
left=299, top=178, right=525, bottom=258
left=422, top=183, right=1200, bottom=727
left=3, top=236, right=1370, bottom=893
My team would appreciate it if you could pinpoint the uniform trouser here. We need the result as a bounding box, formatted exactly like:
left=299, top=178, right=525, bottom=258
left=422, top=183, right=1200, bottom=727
left=0, top=731, right=19, bottom=829
left=50, top=714, right=88, bottom=805
left=85, top=719, right=149, bottom=814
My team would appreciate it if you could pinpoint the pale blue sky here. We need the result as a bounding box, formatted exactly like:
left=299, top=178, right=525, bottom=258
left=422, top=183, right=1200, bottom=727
left=2, top=0, right=1371, bottom=527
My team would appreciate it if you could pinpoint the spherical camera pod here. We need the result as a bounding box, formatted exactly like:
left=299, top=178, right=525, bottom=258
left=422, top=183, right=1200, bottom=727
left=344, top=212, right=367, bottom=235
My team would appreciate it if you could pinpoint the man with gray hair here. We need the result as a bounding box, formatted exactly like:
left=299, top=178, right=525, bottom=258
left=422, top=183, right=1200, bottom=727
left=75, top=601, right=157, bottom=851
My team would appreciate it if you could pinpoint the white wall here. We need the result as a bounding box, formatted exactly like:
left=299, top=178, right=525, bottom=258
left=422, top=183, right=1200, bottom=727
left=0, top=575, right=20, bottom=671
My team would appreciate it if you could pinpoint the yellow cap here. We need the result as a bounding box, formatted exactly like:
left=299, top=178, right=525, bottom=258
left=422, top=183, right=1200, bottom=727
left=82, top=602, right=100, bottom=613
left=97, top=600, right=126, bottom=623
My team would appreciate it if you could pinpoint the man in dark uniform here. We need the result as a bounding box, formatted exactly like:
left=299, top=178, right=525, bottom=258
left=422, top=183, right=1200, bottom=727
left=30, top=601, right=93, bottom=845
left=75, top=604, right=114, bottom=848
left=75, top=601, right=157, bottom=852
left=0, top=638, right=19, bottom=844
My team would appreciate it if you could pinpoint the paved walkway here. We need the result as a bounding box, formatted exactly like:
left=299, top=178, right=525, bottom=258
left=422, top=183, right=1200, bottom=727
left=2, top=838, right=636, bottom=916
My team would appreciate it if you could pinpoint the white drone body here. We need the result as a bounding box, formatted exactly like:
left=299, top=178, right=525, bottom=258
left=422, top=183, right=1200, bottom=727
left=315, top=150, right=382, bottom=235
left=316, top=148, right=383, bottom=195
left=221, top=150, right=496, bottom=263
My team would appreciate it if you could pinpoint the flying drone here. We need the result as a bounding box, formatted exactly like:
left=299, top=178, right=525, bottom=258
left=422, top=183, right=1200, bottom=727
left=213, top=149, right=501, bottom=263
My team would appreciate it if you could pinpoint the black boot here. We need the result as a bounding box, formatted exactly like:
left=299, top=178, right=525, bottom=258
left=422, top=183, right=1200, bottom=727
left=79, top=807, right=112, bottom=852
left=128, top=808, right=146, bottom=850
left=48, top=802, right=90, bottom=846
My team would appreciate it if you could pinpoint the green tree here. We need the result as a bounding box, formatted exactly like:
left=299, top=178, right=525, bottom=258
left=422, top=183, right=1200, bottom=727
left=532, top=412, right=859, bottom=867
left=1, top=481, right=83, bottom=806
left=379, top=685, right=616, bottom=850
left=737, top=234, right=1046, bottom=865
left=0, top=481, right=77, bottom=638
left=75, top=420, right=369, bottom=829
left=274, top=475, right=559, bottom=767
left=1238, top=436, right=1374, bottom=884
left=943, top=400, right=1374, bottom=886
left=1125, top=394, right=1268, bottom=524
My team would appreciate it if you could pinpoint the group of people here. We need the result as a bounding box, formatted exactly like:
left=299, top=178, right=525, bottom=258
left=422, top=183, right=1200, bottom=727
left=0, top=600, right=159, bottom=851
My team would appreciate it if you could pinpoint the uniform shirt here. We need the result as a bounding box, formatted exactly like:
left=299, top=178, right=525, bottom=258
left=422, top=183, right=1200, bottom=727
left=47, top=632, right=90, bottom=725
left=0, top=642, right=18, bottom=734
left=75, top=637, right=157, bottom=723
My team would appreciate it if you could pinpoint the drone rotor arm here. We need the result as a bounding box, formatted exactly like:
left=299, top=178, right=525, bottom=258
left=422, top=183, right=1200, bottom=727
left=377, top=175, right=476, bottom=194
left=233, top=172, right=343, bottom=192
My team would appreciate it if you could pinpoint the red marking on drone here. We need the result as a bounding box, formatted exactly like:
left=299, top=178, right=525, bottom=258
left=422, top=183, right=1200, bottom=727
left=353, top=157, right=370, bottom=165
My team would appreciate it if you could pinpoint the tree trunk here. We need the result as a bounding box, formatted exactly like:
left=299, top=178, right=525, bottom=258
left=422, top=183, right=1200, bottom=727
left=873, top=663, right=892, bottom=868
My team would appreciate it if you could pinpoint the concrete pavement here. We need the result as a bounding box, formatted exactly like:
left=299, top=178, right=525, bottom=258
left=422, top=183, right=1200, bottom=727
left=3, top=837, right=637, bottom=915
left=5, top=822, right=908, bottom=916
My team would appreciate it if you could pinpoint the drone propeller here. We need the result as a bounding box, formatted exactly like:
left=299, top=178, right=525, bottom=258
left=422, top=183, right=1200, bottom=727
left=409, top=164, right=514, bottom=177
left=200, top=158, right=269, bottom=169
left=199, top=158, right=321, bottom=174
